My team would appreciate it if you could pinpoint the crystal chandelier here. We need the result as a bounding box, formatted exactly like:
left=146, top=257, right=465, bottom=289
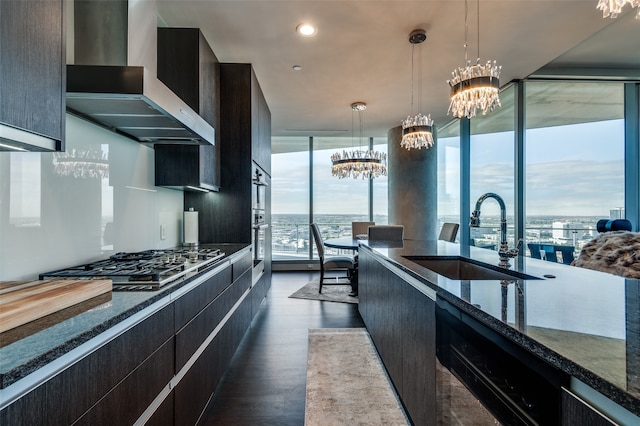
left=331, top=102, right=387, bottom=179
left=448, top=0, right=502, bottom=119
left=596, top=0, right=640, bottom=18
left=401, top=29, right=435, bottom=150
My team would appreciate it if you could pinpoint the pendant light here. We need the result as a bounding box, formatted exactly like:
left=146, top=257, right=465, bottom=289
left=596, top=0, right=640, bottom=18
left=331, top=102, right=387, bottom=179
left=447, top=0, right=502, bottom=119
left=401, top=29, right=435, bottom=150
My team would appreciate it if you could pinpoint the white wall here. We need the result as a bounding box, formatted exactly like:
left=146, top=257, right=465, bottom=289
left=0, top=114, right=184, bottom=281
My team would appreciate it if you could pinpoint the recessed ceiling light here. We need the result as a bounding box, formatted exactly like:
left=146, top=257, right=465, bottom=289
left=296, top=23, right=317, bottom=37
left=292, top=65, right=302, bottom=71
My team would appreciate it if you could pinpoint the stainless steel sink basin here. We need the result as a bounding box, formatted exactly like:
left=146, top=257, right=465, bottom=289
left=403, top=256, right=541, bottom=280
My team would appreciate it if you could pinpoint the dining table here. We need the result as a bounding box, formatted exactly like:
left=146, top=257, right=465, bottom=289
left=323, top=237, right=362, bottom=251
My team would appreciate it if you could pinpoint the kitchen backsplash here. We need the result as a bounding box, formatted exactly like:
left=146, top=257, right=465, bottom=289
left=0, top=115, right=184, bottom=281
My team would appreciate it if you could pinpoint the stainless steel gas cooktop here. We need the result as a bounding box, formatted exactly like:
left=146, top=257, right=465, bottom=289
left=39, top=248, right=225, bottom=291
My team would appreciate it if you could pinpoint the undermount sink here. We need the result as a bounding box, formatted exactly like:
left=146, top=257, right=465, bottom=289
left=403, top=256, right=541, bottom=281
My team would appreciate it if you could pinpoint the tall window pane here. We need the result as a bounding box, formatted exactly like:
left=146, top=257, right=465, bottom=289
left=525, top=81, right=624, bottom=260
left=437, top=122, right=460, bottom=240
left=271, top=136, right=310, bottom=260
left=469, top=85, right=515, bottom=250
left=372, top=137, right=388, bottom=225
left=313, top=137, right=369, bottom=257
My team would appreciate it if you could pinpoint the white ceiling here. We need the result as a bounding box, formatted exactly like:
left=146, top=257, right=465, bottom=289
left=156, top=1, right=640, bottom=138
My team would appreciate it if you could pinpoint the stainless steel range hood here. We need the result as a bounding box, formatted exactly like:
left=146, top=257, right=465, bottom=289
left=66, top=0, right=215, bottom=146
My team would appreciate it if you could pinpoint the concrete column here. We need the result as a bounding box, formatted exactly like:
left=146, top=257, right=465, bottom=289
left=388, top=126, right=438, bottom=240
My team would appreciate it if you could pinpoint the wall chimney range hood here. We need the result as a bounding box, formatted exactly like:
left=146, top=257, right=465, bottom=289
left=66, top=0, right=215, bottom=146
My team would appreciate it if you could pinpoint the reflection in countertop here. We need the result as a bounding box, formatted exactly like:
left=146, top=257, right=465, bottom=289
left=360, top=239, right=640, bottom=418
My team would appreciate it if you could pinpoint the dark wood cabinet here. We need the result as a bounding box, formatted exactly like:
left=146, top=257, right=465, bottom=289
left=155, top=144, right=219, bottom=192
left=174, top=264, right=232, bottom=332
left=185, top=63, right=271, bottom=245
left=174, top=252, right=253, bottom=424
left=74, top=338, right=175, bottom=425
left=0, top=304, right=175, bottom=425
left=155, top=27, right=221, bottom=191
left=401, top=282, right=436, bottom=425
left=0, top=0, right=65, bottom=151
left=358, top=248, right=437, bottom=426
left=251, top=72, right=272, bottom=173
left=0, top=248, right=261, bottom=426
left=251, top=273, right=270, bottom=318
left=174, top=331, right=222, bottom=426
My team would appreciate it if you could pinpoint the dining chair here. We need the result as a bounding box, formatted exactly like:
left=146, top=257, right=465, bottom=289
left=367, top=225, right=404, bottom=241
left=310, top=223, right=355, bottom=294
left=527, top=243, right=542, bottom=259
left=352, top=221, right=375, bottom=238
left=438, top=223, right=459, bottom=242
left=528, top=243, right=575, bottom=265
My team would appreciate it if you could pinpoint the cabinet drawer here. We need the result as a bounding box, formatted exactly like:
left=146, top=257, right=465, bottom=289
left=176, top=280, right=237, bottom=370
left=74, top=338, right=175, bottom=425
left=175, top=264, right=232, bottom=332
left=232, top=251, right=252, bottom=282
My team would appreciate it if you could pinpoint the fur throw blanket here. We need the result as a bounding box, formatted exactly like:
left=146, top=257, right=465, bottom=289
left=572, top=231, right=640, bottom=278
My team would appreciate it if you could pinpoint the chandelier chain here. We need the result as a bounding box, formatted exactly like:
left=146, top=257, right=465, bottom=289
left=464, top=0, right=468, bottom=64
left=412, top=43, right=415, bottom=116
left=418, top=43, right=423, bottom=116
left=477, top=0, right=480, bottom=60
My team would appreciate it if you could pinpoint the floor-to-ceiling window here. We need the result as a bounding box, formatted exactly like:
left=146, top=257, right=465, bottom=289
left=272, top=135, right=387, bottom=262
left=524, top=81, right=625, bottom=260
left=469, top=85, right=516, bottom=249
left=437, top=122, right=460, bottom=240
left=372, top=137, right=388, bottom=225
left=272, top=80, right=635, bottom=266
left=312, top=136, right=370, bottom=257
left=271, top=136, right=310, bottom=260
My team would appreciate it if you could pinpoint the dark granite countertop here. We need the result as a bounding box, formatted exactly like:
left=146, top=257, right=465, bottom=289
left=0, top=243, right=250, bottom=391
left=360, top=239, right=640, bottom=418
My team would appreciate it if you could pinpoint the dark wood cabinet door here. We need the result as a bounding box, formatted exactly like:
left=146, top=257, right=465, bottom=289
left=358, top=249, right=437, bottom=426
left=0, top=0, right=65, bottom=149
left=74, top=338, right=175, bottom=425
left=156, top=28, right=221, bottom=190
left=174, top=265, right=232, bottom=332
left=251, top=70, right=271, bottom=173
left=401, top=283, right=436, bottom=425
left=174, top=333, right=220, bottom=426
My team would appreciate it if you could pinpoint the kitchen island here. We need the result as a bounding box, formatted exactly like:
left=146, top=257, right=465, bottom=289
left=358, top=239, right=640, bottom=425
left=0, top=243, right=269, bottom=425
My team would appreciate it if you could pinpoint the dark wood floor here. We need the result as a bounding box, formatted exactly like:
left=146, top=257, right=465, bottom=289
left=199, top=271, right=365, bottom=425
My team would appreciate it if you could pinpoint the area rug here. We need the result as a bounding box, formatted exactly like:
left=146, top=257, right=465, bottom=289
left=305, top=328, right=409, bottom=425
left=289, top=281, right=357, bottom=304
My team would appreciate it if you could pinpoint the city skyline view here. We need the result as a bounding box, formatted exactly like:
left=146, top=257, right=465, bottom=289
left=271, top=213, right=610, bottom=261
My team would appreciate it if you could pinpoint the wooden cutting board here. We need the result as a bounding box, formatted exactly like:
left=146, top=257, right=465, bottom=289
left=0, top=279, right=112, bottom=334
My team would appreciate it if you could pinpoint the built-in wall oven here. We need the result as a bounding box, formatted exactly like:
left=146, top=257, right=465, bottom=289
left=252, top=166, right=268, bottom=280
